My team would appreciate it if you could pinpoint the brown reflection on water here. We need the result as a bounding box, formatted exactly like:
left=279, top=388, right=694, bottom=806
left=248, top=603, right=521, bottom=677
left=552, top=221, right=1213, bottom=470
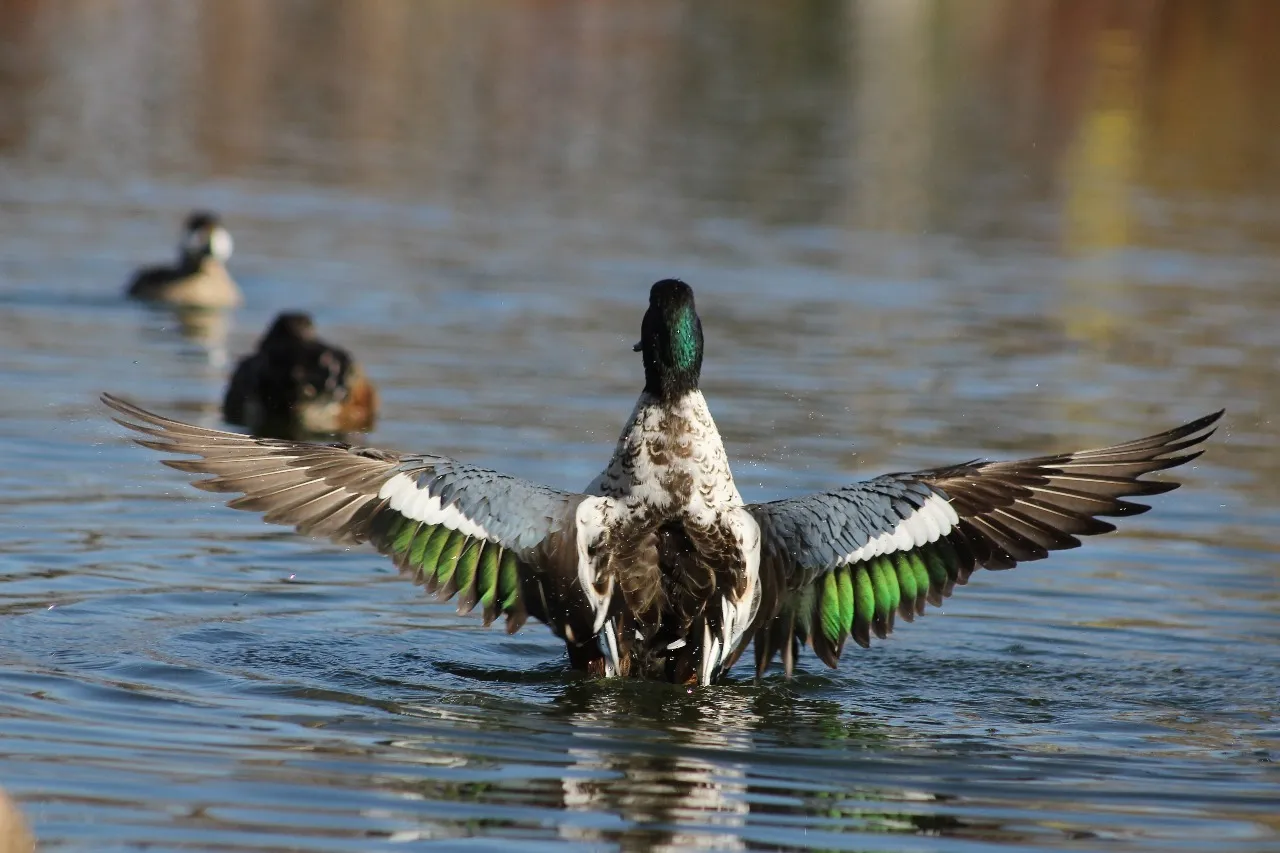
left=847, top=0, right=933, bottom=240
left=2, top=1, right=1276, bottom=226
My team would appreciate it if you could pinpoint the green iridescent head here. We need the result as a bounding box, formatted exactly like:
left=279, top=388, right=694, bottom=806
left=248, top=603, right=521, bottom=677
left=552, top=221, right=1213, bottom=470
left=636, top=279, right=703, bottom=401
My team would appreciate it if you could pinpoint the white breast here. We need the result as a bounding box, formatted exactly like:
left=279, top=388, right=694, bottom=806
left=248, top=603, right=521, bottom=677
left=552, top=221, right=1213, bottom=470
left=596, top=391, right=744, bottom=516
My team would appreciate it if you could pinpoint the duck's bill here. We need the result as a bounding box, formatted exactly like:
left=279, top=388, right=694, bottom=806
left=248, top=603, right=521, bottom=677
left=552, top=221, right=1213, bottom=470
left=632, top=340, right=642, bottom=352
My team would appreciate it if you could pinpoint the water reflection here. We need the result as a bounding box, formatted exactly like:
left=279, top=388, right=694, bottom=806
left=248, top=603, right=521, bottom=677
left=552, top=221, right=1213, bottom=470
left=140, top=305, right=233, bottom=367
left=2, top=1, right=1277, bottom=209
left=554, top=685, right=754, bottom=850
left=383, top=683, right=985, bottom=850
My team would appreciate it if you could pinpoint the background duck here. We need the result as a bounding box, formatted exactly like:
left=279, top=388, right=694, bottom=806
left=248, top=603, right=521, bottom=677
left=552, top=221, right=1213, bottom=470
left=222, top=312, right=379, bottom=438
left=104, top=280, right=1221, bottom=686
left=126, top=211, right=241, bottom=308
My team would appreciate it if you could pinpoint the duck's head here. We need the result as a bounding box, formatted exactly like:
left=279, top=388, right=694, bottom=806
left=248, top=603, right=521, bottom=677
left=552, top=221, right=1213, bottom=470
left=180, top=211, right=233, bottom=265
left=636, top=278, right=703, bottom=401
left=261, top=312, right=317, bottom=347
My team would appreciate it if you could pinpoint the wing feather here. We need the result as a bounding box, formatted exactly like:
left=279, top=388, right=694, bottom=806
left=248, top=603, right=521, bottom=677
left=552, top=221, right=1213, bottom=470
left=103, top=393, right=602, bottom=642
left=744, top=410, right=1222, bottom=677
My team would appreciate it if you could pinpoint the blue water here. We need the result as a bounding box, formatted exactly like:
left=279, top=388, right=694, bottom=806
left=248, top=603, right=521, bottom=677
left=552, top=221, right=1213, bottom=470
left=1, top=2, right=1277, bottom=850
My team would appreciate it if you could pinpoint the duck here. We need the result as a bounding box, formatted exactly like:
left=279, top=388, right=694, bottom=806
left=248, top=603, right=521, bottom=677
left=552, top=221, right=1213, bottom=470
left=103, top=279, right=1222, bottom=686
left=222, top=312, right=379, bottom=437
left=126, top=211, right=241, bottom=308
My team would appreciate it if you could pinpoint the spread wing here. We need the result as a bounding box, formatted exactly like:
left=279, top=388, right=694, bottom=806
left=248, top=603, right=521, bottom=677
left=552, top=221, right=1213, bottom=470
left=102, top=393, right=603, bottom=642
left=741, top=410, right=1223, bottom=677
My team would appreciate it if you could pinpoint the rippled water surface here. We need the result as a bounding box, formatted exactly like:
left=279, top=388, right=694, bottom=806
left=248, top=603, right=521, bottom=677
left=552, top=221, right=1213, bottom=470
left=2, top=2, right=1279, bottom=850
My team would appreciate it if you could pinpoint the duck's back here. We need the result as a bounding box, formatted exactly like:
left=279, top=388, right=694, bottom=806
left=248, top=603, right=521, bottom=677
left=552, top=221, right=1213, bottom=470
left=127, top=260, right=241, bottom=308
left=224, top=335, right=376, bottom=436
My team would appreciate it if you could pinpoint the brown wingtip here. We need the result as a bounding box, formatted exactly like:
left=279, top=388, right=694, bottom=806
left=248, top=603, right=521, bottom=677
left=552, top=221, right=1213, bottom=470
left=103, top=393, right=179, bottom=436
left=1193, top=408, right=1226, bottom=431
left=1153, top=409, right=1224, bottom=445
left=1153, top=410, right=1223, bottom=455
left=103, top=392, right=139, bottom=423
left=102, top=391, right=145, bottom=421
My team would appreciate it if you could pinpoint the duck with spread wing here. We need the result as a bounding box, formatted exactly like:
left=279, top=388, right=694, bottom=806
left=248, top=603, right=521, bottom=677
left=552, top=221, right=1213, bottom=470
left=103, top=279, right=1221, bottom=685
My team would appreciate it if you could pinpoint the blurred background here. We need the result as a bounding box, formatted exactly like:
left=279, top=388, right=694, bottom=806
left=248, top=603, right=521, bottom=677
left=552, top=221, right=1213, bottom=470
left=0, top=1, right=1277, bottom=851
left=2, top=0, right=1277, bottom=467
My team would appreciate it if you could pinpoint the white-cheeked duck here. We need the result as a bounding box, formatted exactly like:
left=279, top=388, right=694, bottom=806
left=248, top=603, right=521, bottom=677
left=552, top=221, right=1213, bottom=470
left=126, top=211, right=241, bottom=308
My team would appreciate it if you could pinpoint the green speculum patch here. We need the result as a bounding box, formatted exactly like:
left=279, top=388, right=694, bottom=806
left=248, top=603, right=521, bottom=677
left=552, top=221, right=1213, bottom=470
left=814, top=539, right=968, bottom=649
left=371, top=508, right=524, bottom=627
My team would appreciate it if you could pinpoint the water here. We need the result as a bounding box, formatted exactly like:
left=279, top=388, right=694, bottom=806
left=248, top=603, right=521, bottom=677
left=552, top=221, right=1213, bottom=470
left=1, top=2, right=1278, bottom=850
